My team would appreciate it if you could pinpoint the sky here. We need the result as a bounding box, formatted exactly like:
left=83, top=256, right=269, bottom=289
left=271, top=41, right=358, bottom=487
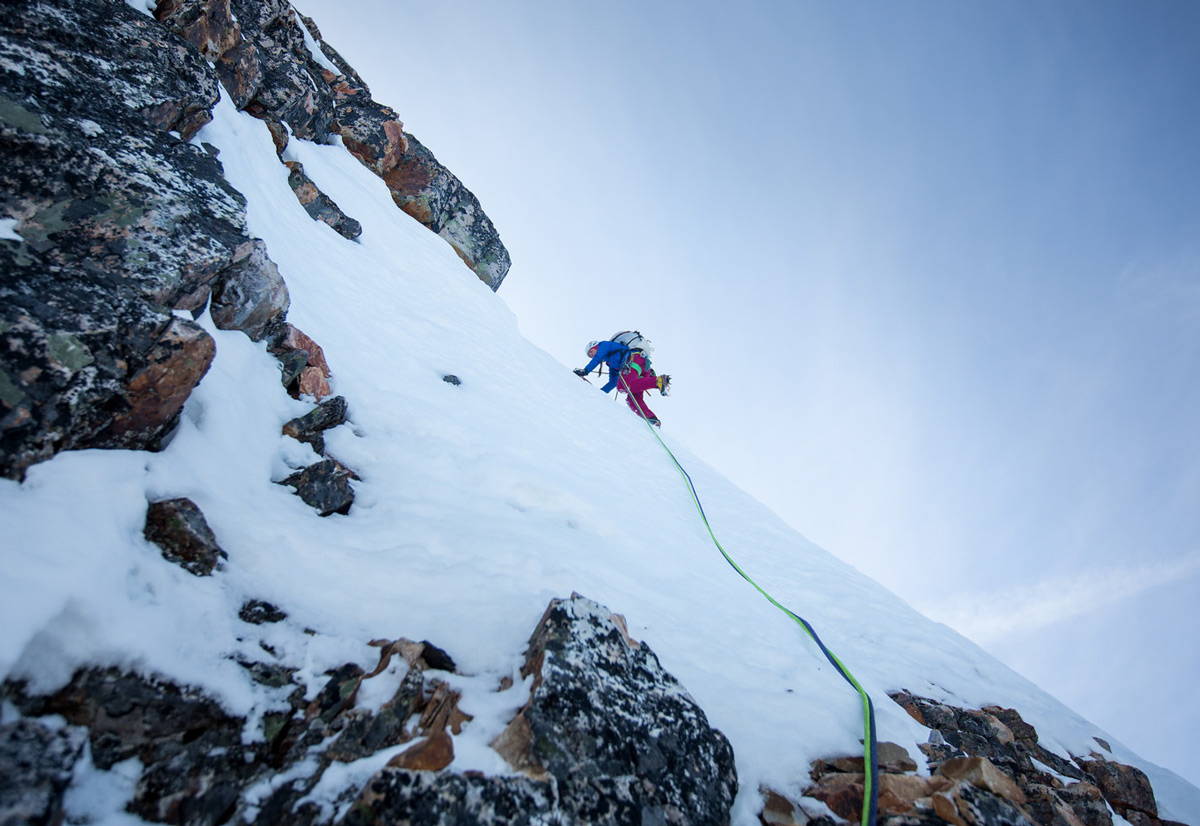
left=295, top=0, right=1200, bottom=786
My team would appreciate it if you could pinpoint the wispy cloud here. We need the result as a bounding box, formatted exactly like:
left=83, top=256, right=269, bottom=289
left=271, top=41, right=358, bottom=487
left=917, top=551, right=1200, bottom=643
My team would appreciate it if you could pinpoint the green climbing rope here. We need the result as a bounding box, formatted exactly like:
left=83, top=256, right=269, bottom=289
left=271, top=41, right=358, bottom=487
left=621, top=377, right=879, bottom=826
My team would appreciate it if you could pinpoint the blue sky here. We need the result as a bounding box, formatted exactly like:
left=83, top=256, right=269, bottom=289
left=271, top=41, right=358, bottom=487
left=297, top=0, right=1200, bottom=785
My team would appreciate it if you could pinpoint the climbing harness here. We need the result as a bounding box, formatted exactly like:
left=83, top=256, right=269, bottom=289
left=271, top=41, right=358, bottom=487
left=619, top=376, right=879, bottom=826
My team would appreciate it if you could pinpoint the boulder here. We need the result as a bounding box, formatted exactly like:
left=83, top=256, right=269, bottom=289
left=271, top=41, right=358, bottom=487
left=490, top=593, right=738, bottom=824
left=1075, top=757, right=1157, bottom=819
left=209, top=239, right=290, bottom=341
left=154, top=0, right=239, bottom=61
left=0, top=720, right=87, bottom=826
left=937, top=757, right=1027, bottom=806
left=144, top=497, right=227, bottom=576
left=104, top=318, right=216, bottom=446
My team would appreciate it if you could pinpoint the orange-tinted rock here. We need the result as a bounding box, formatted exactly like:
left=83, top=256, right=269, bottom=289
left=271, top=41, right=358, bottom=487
left=155, top=0, right=239, bottom=61
left=386, top=731, right=453, bottom=772
left=1075, top=757, right=1157, bottom=818
left=278, top=324, right=331, bottom=377
left=805, top=772, right=866, bottom=821
left=759, top=788, right=803, bottom=825
left=107, top=318, right=215, bottom=442
left=297, top=366, right=331, bottom=400
left=937, top=756, right=1027, bottom=805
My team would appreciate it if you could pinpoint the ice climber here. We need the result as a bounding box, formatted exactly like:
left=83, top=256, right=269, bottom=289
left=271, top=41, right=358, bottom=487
left=574, top=331, right=671, bottom=426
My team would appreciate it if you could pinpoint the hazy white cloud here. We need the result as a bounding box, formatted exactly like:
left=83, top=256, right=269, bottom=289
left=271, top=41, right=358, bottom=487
left=918, top=551, right=1200, bottom=643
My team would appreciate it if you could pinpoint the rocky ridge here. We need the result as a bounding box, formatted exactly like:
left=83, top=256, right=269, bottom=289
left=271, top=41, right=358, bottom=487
left=1, top=0, right=508, bottom=482
left=1, top=594, right=738, bottom=825
left=759, top=691, right=1186, bottom=826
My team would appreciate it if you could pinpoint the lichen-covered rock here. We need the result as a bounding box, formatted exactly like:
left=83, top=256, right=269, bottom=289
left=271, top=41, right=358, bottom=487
left=0, top=0, right=269, bottom=479
left=282, top=395, right=348, bottom=455
left=155, top=0, right=239, bottom=61
left=153, top=0, right=511, bottom=288
left=491, top=593, right=738, bottom=825
left=381, top=132, right=512, bottom=289
left=222, top=0, right=335, bottom=139
left=144, top=497, right=227, bottom=575
left=0, top=719, right=86, bottom=826
left=284, top=161, right=362, bottom=240
left=209, top=239, right=290, bottom=341
left=329, top=79, right=409, bottom=176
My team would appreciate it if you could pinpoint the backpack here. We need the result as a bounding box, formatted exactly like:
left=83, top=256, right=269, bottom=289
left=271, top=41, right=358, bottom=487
left=610, top=330, right=650, bottom=351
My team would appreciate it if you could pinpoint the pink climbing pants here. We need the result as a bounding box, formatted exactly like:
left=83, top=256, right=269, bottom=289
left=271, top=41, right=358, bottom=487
left=620, top=372, right=658, bottom=421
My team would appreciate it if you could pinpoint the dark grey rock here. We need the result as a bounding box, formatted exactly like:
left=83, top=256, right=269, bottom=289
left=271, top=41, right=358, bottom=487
left=324, top=668, right=424, bottom=764
left=277, top=349, right=310, bottom=391
left=0, top=720, right=86, bottom=826
left=441, top=374, right=461, bottom=386
left=1057, top=782, right=1115, bottom=826
left=144, top=497, right=227, bottom=576
left=238, top=599, right=287, bottom=624
left=280, top=458, right=356, bottom=516
left=209, top=239, right=290, bottom=341
left=418, top=641, right=456, bottom=673
left=0, top=0, right=265, bottom=479
left=282, top=395, right=348, bottom=455
left=1076, top=757, right=1157, bottom=819
left=339, top=769, right=557, bottom=826
left=954, top=782, right=1039, bottom=826
left=493, top=594, right=737, bottom=825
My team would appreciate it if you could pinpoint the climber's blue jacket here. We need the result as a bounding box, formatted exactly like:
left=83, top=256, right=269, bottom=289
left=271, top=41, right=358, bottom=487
left=582, top=341, right=629, bottom=392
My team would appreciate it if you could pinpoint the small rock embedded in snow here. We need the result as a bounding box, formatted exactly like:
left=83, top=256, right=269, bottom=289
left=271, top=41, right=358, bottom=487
left=143, top=498, right=228, bottom=576
left=441, top=375, right=461, bottom=386
left=238, top=600, right=288, bottom=625
left=280, top=458, right=357, bottom=516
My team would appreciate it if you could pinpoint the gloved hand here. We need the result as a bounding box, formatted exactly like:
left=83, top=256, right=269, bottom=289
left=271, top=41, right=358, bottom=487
left=573, top=368, right=588, bottom=377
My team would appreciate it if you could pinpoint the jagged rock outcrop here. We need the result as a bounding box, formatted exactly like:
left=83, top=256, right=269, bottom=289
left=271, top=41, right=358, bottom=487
left=380, top=131, right=512, bottom=288
left=2, top=0, right=503, bottom=481
left=760, top=692, right=1187, bottom=826
left=153, top=0, right=510, bottom=289
left=0, top=0, right=241, bottom=478
left=490, top=594, right=739, bottom=824
left=1, top=595, right=736, bottom=825
left=0, top=0, right=311, bottom=480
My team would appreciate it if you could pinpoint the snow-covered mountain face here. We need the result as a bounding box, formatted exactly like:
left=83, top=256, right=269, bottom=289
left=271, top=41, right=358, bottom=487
left=1, top=2, right=1197, bottom=825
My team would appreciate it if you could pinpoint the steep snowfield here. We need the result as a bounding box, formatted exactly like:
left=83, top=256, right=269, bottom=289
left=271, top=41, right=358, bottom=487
left=3, top=93, right=1197, bottom=824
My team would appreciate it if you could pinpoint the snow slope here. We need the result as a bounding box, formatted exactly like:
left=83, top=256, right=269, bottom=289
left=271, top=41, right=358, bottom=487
left=2, top=92, right=1197, bottom=825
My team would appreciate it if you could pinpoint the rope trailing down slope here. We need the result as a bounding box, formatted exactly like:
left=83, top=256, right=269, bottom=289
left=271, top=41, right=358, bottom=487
left=621, top=377, right=879, bottom=826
